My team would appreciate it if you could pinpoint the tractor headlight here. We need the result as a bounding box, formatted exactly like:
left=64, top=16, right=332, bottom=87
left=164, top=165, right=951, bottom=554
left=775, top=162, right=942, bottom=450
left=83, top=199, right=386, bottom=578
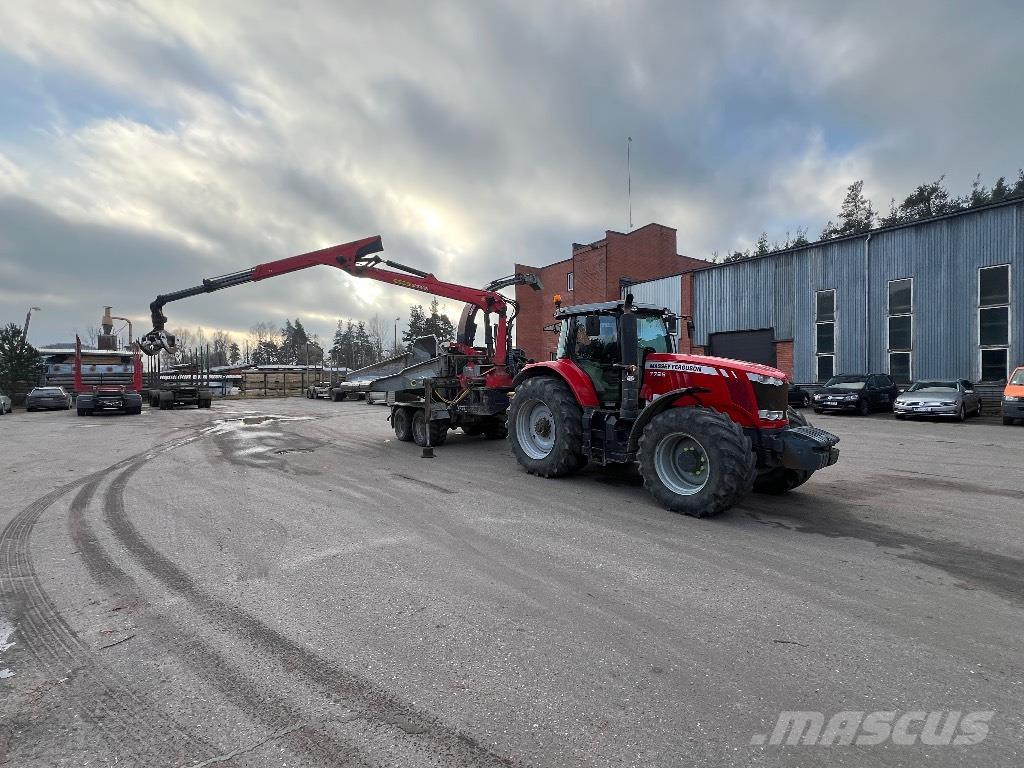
left=748, top=373, right=785, bottom=387
left=758, top=409, right=786, bottom=421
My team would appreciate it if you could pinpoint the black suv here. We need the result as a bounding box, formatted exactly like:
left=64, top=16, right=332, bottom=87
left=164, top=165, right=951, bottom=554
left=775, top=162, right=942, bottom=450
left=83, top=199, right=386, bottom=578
left=813, top=373, right=899, bottom=416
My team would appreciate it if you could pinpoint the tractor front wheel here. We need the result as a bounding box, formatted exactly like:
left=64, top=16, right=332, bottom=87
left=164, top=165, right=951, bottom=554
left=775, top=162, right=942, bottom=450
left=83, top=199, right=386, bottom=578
left=508, top=376, right=586, bottom=478
left=638, top=407, right=756, bottom=517
left=754, top=407, right=814, bottom=495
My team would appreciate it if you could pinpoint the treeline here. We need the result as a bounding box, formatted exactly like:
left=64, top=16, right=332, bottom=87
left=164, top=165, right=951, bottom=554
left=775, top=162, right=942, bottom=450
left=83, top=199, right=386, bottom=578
left=163, top=299, right=457, bottom=371
left=723, top=169, right=1024, bottom=262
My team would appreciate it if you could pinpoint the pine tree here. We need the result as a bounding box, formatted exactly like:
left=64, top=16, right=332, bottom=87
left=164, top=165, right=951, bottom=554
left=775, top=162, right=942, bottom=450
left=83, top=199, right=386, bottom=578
left=228, top=342, right=240, bottom=365
left=403, top=305, right=427, bottom=346
left=0, top=323, right=41, bottom=396
left=990, top=176, right=1010, bottom=202
left=421, top=298, right=455, bottom=343
left=754, top=232, right=770, bottom=256
left=1012, top=169, right=1024, bottom=197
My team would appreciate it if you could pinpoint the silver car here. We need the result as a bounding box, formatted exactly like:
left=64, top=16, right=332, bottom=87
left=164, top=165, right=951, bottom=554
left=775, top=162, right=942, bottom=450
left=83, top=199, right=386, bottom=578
left=894, top=379, right=982, bottom=421
left=25, top=386, right=73, bottom=411
left=0, top=390, right=11, bottom=415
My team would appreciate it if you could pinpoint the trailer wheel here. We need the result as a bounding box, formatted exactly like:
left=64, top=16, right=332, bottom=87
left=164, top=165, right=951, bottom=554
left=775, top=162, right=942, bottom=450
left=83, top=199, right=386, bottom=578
left=77, top=408, right=92, bottom=417
left=508, top=376, right=586, bottom=478
left=159, top=392, right=172, bottom=410
left=412, top=411, right=448, bottom=447
left=638, top=406, right=756, bottom=517
left=199, top=398, right=212, bottom=409
left=393, top=408, right=414, bottom=442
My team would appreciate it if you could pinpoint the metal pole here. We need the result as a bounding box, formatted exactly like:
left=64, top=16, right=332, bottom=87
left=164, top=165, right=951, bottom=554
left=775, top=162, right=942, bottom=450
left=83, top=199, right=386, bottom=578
left=421, top=379, right=434, bottom=458
left=626, top=136, right=632, bottom=232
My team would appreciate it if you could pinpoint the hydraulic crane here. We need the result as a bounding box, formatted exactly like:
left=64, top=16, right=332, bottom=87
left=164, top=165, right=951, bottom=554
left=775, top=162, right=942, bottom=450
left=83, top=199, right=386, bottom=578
left=139, top=235, right=542, bottom=432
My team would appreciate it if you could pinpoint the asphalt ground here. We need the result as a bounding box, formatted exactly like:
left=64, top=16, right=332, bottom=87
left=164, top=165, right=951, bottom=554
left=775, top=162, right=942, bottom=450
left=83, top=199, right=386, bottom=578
left=1, top=398, right=1021, bottom=767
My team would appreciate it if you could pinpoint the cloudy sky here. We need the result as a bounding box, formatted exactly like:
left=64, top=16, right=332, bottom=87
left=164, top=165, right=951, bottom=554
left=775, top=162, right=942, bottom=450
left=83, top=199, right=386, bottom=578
left=0, top=0, right=1021, bottom=348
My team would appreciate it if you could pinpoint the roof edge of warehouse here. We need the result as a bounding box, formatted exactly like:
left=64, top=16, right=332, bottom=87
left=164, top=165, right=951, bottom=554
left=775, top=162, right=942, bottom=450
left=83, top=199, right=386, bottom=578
left=621, top=194, right=1024, bottom=284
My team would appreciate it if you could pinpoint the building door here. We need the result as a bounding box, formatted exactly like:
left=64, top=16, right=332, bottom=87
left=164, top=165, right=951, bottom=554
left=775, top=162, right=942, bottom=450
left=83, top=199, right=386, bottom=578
left=708, top=329, right=776, bottom=366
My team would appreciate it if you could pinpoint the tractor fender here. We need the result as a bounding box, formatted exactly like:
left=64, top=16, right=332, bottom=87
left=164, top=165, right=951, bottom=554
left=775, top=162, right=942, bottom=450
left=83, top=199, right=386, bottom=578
left=626, top=387, right=711, bottom=454
left=510, top=361, right=600, bottom=408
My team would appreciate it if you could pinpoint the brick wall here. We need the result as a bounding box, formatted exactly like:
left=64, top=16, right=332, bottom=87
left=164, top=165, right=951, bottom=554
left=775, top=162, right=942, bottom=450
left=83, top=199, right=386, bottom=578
left=515, top=223, right=706, bottom=361
left=774, top=340, right=794, bottom=380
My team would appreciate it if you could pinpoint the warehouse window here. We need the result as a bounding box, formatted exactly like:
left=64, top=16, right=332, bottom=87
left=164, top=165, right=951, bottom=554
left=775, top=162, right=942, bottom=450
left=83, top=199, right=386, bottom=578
left=815, top=289, right=835, bottom=382
left=567, top=272, right=574, bottom=292
left=978, top=265, right=1010, bottom=380
left=887, top=278, right=913, bottom=383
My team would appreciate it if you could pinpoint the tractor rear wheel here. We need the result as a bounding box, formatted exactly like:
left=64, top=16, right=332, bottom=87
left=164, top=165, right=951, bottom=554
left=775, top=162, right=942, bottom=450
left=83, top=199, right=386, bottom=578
left=754, top=407, right=813, bottom=495
left=412, top=411, right=448, bottom=447
left=393, top=407, right=414, bottom=442
left=508, top=376, right=586, bottom=478
left=638, top=406, right=756, bottom=517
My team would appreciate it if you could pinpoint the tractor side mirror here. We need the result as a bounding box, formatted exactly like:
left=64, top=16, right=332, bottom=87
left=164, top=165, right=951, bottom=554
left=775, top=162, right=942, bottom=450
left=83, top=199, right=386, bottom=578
left=584, top=314, right=602, bottom=337
left=664, top=315, right=678, bottom=336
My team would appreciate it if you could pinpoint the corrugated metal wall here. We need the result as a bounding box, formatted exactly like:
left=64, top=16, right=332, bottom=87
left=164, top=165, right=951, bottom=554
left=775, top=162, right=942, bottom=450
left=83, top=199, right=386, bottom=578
left=685, top=200, right=1023, bottom=382
left=623, top=274, right=681, bottom=315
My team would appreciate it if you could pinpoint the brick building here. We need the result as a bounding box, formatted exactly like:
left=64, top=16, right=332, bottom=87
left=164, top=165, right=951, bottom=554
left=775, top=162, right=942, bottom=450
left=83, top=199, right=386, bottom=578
left=514, top=223, right=706, bottom=361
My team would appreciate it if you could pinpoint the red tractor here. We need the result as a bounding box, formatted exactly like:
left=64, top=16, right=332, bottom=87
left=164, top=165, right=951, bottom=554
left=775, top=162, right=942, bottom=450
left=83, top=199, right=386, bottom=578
left=507, top=297, right=840, bottom=517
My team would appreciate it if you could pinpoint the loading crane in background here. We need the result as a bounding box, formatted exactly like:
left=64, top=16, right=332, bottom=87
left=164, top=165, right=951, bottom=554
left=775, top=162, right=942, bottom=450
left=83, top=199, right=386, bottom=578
left=139, top=234, right=543, bottom=429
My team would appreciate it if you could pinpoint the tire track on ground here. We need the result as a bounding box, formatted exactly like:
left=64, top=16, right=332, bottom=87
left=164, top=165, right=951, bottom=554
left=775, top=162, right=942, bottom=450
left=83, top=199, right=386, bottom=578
left=69, top=475, right=374, bottom=768
left=103, top=460, right=519, bottom=768
left=0, top=442, right=218, bottom=765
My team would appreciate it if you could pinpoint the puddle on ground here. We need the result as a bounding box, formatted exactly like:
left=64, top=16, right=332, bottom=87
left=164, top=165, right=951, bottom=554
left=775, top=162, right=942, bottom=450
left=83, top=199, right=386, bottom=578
left=209, top=415, right=322, bottom=470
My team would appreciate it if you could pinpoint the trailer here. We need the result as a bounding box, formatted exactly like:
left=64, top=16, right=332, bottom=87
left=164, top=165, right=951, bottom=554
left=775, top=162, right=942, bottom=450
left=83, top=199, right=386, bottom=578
left=146, top=385, right=213, bottom=410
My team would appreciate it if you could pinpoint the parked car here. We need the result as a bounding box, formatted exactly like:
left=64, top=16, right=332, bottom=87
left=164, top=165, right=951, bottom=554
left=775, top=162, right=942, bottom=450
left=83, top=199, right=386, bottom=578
left=788, top=384, right=812, bottom=408
left=25, top=386, right=72, bottom=411
left=0, top=390, right=11, bottom=415
left=1003, top=366, right=1024, bottom=425
left=894, top=379, right=982, bottom=421
left=306, top=381, right=333, bottom=399
left=812, top=374, right=899, bottom=415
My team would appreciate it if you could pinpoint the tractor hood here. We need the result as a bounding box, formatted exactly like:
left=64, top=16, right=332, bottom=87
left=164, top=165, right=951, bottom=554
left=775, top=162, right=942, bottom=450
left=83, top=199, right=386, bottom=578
left=643, top=353, right=788, bottom=383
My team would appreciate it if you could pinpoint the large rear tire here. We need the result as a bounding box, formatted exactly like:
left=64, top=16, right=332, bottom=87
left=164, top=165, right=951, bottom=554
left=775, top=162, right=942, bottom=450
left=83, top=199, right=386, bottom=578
left=412, top=411, right=448, bottom=447
left=638, top=406, right=756, bottom=517
left=393, top=407, right=414, bottom=442
left=507, top=376, right=586, bottom=478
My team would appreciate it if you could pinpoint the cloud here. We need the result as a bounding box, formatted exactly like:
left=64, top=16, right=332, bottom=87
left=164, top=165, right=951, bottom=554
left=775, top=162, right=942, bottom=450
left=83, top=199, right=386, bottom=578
left=0, top=0, right=1021, bottom=346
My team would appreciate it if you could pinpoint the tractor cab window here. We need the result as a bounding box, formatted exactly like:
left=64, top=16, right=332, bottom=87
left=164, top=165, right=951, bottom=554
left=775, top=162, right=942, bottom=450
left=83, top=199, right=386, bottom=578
left=574, top=315, right=619, bottom=363
left=637, top=315, right=671, bottom=353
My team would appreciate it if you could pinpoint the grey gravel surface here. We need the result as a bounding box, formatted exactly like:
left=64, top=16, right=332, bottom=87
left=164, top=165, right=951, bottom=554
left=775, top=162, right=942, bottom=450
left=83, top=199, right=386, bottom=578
left=1, top=399, right=1021, bottom=767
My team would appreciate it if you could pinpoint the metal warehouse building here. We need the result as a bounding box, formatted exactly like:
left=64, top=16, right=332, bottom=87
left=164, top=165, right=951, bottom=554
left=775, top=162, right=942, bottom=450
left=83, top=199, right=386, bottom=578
left=625, top=197, right=1022, bottom=385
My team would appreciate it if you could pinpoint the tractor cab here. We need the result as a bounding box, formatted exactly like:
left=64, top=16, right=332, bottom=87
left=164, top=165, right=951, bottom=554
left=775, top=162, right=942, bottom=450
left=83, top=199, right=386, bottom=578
left=553, top=297, right=678, bottom=417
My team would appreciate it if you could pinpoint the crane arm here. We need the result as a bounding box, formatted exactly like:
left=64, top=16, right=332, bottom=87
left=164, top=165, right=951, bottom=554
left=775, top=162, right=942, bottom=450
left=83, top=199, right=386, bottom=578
left=139, top=235, right=539, bottom=366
